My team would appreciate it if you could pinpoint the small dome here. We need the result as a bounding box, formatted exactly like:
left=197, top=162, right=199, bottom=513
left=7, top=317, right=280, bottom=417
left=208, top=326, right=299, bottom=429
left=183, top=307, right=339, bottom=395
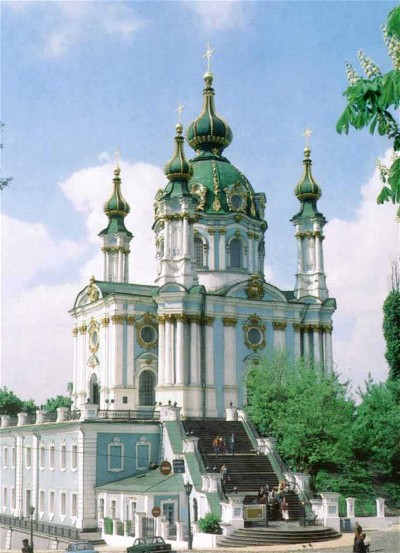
left=164, top=123, right=193, bottom=182
left=294, top=148, right=321, bottom=201
left=187, top=73, right=233, bottom=155
left=104, top=167, right=130, bottom=217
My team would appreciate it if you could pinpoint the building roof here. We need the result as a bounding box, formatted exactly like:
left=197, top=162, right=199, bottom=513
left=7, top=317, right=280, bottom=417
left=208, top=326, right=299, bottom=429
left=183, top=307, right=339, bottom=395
left=96, top=470, right=185, bottom=493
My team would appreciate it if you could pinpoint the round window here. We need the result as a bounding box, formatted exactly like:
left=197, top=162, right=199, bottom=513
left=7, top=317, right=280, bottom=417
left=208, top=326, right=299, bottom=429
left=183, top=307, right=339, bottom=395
left=231, top=194, right=243, bottom=209
left=247, top=327, right=262, bottom=345
left=140, top=325, right=156, bottom=344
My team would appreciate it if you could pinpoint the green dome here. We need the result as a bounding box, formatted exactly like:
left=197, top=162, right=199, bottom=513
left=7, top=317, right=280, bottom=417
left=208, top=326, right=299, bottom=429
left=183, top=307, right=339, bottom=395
left=188, top=153, right=262, bottom=219
left=187, top=73, right=233, bottom=155
left=294, top=148, right=321, bottom=201
left=104, top=167, right=130, bottom=217
left=164, top=123, right=193, bottom=182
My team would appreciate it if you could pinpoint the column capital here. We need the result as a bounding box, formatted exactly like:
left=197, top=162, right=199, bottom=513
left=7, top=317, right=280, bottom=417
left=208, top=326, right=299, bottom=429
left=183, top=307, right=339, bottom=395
left=101, top=317, right=110, bottom=327
left=223, top=317, right=237, bottom=327
left=111, top=314, right=126, bottom=325
left=272, top=321, right=287, bottom=331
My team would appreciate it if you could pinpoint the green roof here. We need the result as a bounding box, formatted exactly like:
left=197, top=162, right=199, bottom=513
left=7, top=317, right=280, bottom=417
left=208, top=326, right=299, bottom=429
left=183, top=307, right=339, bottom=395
left=96, top=470, right=185, bottom=493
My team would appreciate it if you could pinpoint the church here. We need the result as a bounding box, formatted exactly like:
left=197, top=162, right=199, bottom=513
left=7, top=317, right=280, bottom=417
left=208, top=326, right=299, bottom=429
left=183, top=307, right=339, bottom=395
left=0, top=57, right=337, bottom=549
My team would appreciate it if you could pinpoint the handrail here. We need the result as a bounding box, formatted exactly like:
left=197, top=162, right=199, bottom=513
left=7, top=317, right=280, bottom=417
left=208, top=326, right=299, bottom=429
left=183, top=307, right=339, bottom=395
left=0, top=514, right=80, bottom=539
left=97, top=410, right=160, bottom=421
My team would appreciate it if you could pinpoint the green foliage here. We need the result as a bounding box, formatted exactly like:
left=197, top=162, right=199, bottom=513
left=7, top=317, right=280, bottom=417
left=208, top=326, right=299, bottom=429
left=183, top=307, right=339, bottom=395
left=116, top=521, right=124, bottom=536
left=197, top=512, right=222, bottom=534
left=246, top=353, right=355, bottom=488
left=337, top=6, right=400, bottom=215
left=43, top=395, right=72, bottom=413
left=383, top=290, right=400, bottom=380
left=0, top=388, right=37, bottom=416
left=103, top=517, right=113, bottom=535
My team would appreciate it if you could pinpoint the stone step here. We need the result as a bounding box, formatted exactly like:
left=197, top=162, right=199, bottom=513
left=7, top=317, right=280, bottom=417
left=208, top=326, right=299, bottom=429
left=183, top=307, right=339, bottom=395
left=218, top=526, right=341, bottom=546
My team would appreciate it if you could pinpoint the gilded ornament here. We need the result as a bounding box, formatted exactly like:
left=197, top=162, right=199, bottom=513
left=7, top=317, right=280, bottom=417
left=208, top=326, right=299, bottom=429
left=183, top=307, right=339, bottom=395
left=126, top=316, right=135, bottom=325
left=88, top=318, right=100, bottom=354
left=135, top=312, right=158, bottom=349
left=224, top=182, right=247, bottom=213
left=243, top=314, right=266, bottom=351
left=219, top=228, right=226, bottom=235
left=222, top=317, right=237, bottom=327
left=87, top=276, right=100, bottom=303
left=72, top=328, right=78, bottom=337
left=203, top=316, right=214, bottom=325
left=111, top=314, right=126, bottom=324
left=101, top=317, right=110, bottom=327
left=245, top=274, right=265, bottom=301
left=211, top=162, right=221, bottom=211
left=272, top=321, right=287, bottom=331
left=78, top=324, right=87, bottom=335
left=293, top=323, right=302, bottom=332
left=234, top=214, right=242, bottom=223
left=189, top=182, right=207, bottom=211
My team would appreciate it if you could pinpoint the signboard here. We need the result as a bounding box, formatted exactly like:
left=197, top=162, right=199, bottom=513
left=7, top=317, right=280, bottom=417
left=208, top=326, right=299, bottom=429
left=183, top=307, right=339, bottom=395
left=173, top=459, right=185, bottom=474
left=159, top=460, right=172, bottom=476
left=243, top=505, right=265, bottom=522
left=152, top=506, right=161, bottom=518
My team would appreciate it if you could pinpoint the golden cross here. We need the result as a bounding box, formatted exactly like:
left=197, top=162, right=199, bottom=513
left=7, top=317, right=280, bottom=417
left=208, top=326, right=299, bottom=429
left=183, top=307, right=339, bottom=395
left=175, top=101, right=185, bottom=124
left=302, top=127, right=313, bottom=148
left=114, top=148, right=121, bottom=168
left=203, top=42, right=216, bottom=73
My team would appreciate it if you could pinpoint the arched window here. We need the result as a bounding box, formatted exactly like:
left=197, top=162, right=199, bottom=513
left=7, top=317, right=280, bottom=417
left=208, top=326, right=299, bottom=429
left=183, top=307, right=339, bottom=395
left=194, top=237, right=204, bottom=269
left=90, top=374, right=99, bottom=405
left=230, top=238, right=242, bottom=268
left=139, top=371, right=155, bottom=406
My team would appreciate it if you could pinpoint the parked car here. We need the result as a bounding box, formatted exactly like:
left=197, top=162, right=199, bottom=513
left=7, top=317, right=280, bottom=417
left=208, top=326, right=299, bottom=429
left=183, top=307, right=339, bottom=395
left=127, top=536, right=174, bottom=553
left=65, top=542, right=99, bottom=553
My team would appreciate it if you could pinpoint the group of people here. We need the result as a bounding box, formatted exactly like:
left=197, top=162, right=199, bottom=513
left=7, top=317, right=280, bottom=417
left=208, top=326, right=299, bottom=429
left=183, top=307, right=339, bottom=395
left=256, top=481, right=289, bottom=521
left=353, top=522, right=370, bottom=553
left=212, top=433, right=235, bottom=457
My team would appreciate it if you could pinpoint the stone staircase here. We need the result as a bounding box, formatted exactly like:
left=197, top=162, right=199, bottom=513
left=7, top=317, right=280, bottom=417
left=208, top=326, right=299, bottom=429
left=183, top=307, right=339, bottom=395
left=182, top=419, right=300, bottom=520
left=217, top=525, right=342, bottom=546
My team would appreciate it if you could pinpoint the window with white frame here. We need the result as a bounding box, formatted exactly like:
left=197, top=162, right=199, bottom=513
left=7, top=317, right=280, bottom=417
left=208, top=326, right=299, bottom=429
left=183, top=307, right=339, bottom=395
left=60, top=443, right=66, bottom=470
left=49, top=491, right=55, bottom=514
left=3, top=487, right=8, bottom=508
left=39, top=490, right=45, bottom=512
left=60, top=492, right=66, bottom=516
left=71, top=444, right=78, bottom=470
left=11, top=488, right=16, bottom=510
left=136, top=437, right=151, bottom=470
left=3, top=447, right=8, bottom=468
left=229, top=238, right=242, bottom=268
left=194, top=237, right=204, bottom=269
left=26, top=446, right=32, bottom=469
left=108, top=438, right=124, bottom=472
left=99, top=498, right=104, bottom=519
left=39, top=444, right=45, bottom=469
left=110, top=500, right=116, bottom=519
left=71, top=493, right=77, bottom=517
left=11, top=447, right=15, bottom=468
left=49, top=443, right=55, bottom=470
left=139, top=370, right=155, bottom=406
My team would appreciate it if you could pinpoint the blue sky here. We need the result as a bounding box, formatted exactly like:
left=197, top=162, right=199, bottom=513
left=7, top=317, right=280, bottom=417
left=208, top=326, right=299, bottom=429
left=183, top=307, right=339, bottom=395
left=1, top=0, right=399, bottom=402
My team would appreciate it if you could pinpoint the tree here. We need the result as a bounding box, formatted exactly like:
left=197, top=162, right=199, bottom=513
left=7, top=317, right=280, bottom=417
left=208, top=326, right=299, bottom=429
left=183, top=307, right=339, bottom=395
left=383, top=262, right=400, bottom=381
left=246, top=353, right=355, bottom=490
left=336, top=6, right=400, bottom=215
left=0, top=388, right=37, bottom=416
left=43, top=395, right=72, bottom=413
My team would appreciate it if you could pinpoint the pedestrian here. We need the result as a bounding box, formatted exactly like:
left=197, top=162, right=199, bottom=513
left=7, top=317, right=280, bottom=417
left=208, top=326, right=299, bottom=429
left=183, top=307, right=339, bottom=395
left=212, top=436, right=219, bottom=457
left=229, top=432, right=235, bottom=456
left=281, top=496, right=289, bottom=521
left=22, top=539, right=33, bottom=553
left=353, top=522, right=363, bottom=552
left=257, top=486, right=266, bottom=503
left=220, top=464, right=229, bottom=489
left=355, top=532, right=369, bottom=553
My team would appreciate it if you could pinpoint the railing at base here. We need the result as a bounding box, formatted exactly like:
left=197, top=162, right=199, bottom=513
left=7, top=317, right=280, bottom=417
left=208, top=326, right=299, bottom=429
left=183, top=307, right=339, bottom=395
left=97, top=410, right=160, bottom=421
left=0, top=514, right=80, bottom=540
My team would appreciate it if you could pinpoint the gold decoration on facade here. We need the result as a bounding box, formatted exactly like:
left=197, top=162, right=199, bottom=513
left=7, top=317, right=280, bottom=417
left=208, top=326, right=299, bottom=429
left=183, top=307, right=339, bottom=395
left=245, top=274, right=265, bottom=301
left=222, top=317, right=237, bottom=327
left=188, top=314, right=202, bottom=324
left=111, top=314, right=126, bottom=324
left=243, top=314, right=266, bottom=351
left=211, top=161, right=221, bottom=211
left=272, top=321, right=287, bottom=331
left=219, top=228, right=226, bottom=235
left=101, top=317, right=110, bottom=327
left=224, top=182, right=248, bottom=213
left=88, top=318, right=100, bottom=354
left=78, top=324, right=87, bottom=335
left=203, top=316, right=215, bottom=325
left=234, top=214, right=242, bottom=223
left=250, top=198, right=257, bottom=217
left=189, top=182, right=207, bottom=211
left=135, top=312, right=158, bottom=349
left=293, top=323, right=302, bottom=332
left=126, top=316, right=135, bottom=326
left=87, top=276, right=100, bottom=303
left=207, top=228, right=215, bottom=235
left=72, top=328, right=78, bottom=337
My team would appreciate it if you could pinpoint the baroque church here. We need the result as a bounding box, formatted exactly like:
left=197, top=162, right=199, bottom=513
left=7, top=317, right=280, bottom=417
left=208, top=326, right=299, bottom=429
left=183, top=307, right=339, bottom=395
left=0, top=59, right=338, bottom=550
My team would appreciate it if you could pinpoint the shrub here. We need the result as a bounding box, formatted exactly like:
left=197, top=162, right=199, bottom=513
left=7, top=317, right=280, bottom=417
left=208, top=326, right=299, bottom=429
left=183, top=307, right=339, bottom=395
left=104, top=517, right=113, bottom=535
left=198, top=512, right=222, bottom=534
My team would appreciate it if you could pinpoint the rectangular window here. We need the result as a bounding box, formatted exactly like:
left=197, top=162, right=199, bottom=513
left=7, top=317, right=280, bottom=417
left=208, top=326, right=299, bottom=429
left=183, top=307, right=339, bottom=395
left=26, top=447, right=32, bottom=468
left=39, top=445, right=45, bottom=469
left=49, top=491, right=55, bottom=514
left=108, top=438, right=124, bottom=472
left=3, top=447, right=8, bottom=468
left=39, top=490, right=45, bottom=512
left=71, top=493, right=77, bottom=517
left=137, top=444, right=150, bottom=469
left=11, top=447, right=16, bottom=468
left=60, top=444, right=66, bottom=470
left=11, top=488, right=16, bottom=509
left=3, top=487, right=8, bottom=508
left=60, top=492, right=66, bottom=516
left=71, top=444, right=78, bottom=470
left=123, top=396, right=128, bottom=404
left=110, top=500, right=116, bottom=519
left=99, top=498, right=104, bottom=519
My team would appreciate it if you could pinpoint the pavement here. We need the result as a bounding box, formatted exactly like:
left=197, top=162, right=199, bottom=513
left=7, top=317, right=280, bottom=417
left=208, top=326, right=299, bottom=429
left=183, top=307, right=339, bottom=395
left=6, top=526, right=400, bottom=553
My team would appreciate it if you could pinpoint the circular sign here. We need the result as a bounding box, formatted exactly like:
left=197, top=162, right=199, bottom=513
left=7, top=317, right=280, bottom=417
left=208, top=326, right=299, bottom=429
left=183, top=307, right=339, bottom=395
left=152, top=506, right=161, bottom=518
left=159, top=460, right=172, bottom=476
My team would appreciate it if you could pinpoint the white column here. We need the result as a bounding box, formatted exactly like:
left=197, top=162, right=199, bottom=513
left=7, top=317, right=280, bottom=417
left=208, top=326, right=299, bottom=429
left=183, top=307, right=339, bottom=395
left=205, top=320, right=214, bottom=385
left=223, top=320, right=236, bottom=387
left=103, top=251, right=108, bottom=280
left=248, top=234, right=254, bottom=272
left=176, top=317, right=185, bottom=385
left=315, top=235, right=321, bottom=272
left=323, top=327, right=333, bottom=374
left=313, top=326, right=322, bottom=365
left=182, top=216, right=189, bottom=256
left=158, top=318, right=165, bottom=385
left=118, top=248, right=123, bottom=282
left=190, top=318, right=201, bottom=385
left=164, top=318, right=173, bottom=385
left=164, top=219, right=170, bottom=258
left=296, top=233, right=303, bottom=272
left=127, top=317, right=135, bottom=387
left=303, top=327, right=310, bottom=358
left=346, top=497, right=355, bottom=518
left=376, top=497, right=385, bottom=517
left=208, top=230, right=215, bottom=270
left=273, top=322, right=286, bottom=350
left=219, top=230, right=226, bottom=270
left=293, top=324, right=301, bottom=357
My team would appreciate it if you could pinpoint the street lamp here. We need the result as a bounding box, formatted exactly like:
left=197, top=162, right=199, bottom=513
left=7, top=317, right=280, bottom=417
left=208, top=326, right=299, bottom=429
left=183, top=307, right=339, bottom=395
left=184, top=482, right=193, bottom=550
left=29, top=505, right=35, bottom=552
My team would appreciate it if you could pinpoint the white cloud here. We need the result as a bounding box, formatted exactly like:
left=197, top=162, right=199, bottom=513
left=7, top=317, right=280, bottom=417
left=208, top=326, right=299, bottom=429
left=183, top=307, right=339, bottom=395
left=325, top=149, right=399, bottom=392
left=187, top=1, right=247, bottom=31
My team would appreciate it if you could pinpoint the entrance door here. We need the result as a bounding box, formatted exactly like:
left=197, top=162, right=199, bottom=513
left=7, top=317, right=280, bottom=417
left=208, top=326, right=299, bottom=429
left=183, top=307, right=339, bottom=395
left=162, top=502, right=176, bottom=539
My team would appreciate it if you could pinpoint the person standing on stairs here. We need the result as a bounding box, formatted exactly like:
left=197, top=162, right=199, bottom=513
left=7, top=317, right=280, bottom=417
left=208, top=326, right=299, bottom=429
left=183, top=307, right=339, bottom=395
left=229, top=432, right=235, bottom=456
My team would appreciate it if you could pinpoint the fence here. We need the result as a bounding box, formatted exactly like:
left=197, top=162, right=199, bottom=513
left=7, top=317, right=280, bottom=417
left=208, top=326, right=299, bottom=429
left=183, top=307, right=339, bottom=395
left=0, top=514, right=80, bottom=540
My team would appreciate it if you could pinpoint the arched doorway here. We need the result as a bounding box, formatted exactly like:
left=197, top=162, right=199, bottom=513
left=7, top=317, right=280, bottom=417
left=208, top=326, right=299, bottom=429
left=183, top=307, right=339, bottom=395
left=90, top=374, right=100, bottom=405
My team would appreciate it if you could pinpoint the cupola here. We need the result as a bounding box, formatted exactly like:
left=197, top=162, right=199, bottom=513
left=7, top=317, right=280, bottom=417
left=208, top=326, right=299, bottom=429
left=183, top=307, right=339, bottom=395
left=163, top=122, right=193, bottom=197
left=294, top=147, right=322, bottom=202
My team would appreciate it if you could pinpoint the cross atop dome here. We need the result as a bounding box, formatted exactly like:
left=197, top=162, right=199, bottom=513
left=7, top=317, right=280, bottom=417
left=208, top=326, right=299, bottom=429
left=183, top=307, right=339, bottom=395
left=175, top=101, right=185, bottom=124
left=302, top=127, right=312, bottom=149
left=203, top=43, right=215, bottom=73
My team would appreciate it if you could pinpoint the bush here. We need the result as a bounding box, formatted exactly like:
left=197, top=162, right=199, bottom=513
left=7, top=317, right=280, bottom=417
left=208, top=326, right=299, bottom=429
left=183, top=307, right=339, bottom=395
left=355, top=498, right=377, bottom=517
left=104, top=517, right=113, bottom=535
left=198, top=513, right=222, bottom=534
